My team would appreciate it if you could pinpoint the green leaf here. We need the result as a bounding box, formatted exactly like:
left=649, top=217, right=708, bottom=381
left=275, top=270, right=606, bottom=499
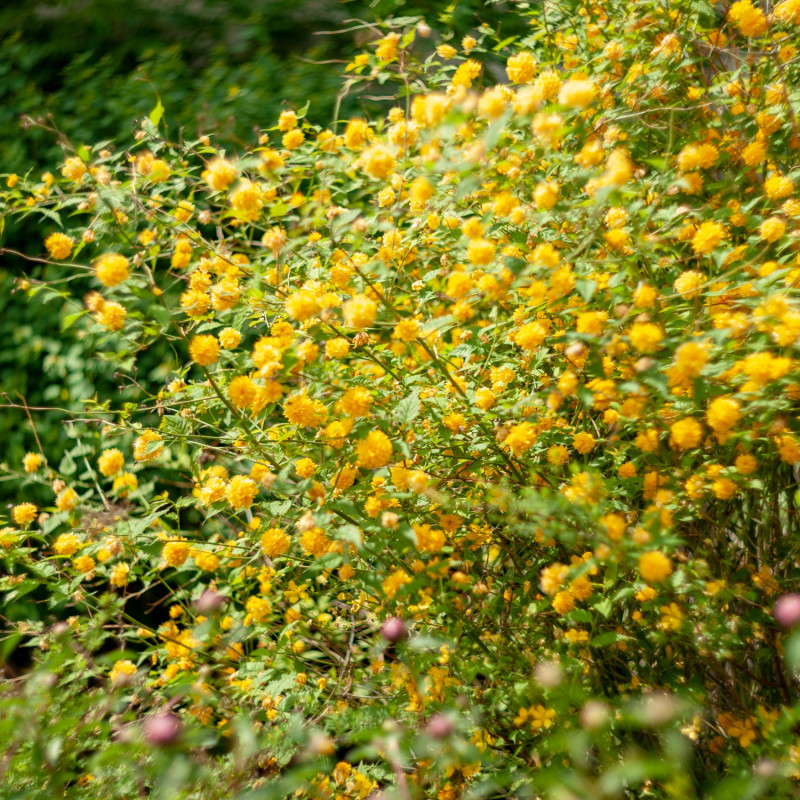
left=149, top=99, right=165, bottom=126
left=591, top=631, right=629, bottom=648
left=61, top=311, right=84, bottom=331
left=393, top=391, right=420, bottom=426
left=785, top=631, right=800, bottom=671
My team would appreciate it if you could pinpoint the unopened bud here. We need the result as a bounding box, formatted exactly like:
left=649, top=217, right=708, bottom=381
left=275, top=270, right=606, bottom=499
left=381, top=617, right=407, bottom=643
left=144, top=713, right=181, bottom=746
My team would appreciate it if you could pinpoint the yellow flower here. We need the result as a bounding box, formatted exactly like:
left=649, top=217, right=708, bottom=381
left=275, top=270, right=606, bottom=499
left=506, top=51, right=536, bottom=84
left=558, top=79, right=597, bottom=108
left=44, top=232, right=73, bottom=260
left=133, top=430, right=163, bottom=462
left=94, top=253, right=130, bottom=287
left=505, top=422, right=537, bottom=457
left=628, top=322, right=663, bottom=353
left=572, top=431, right=596, bottom=454
left=691, top=221, right=726, bottom=255
left=669, top=418, right=703, bottom=450
left=163, top=539, right=191, bottom=567
left=189, top=335, right=220, bottom=367
left=56, top=487, right=79, bottom=512
left=54, top=533, right=81, bottom=556
left=261, top=527, right=291, bottom=558
left=109, top=659, right=137, bottom=686
left=98, top=448, right=125, bottom=477
left=357, top=430, right=393, bottom=469
left=528, top=704, right=556, bottom=730
left=283, top=392, right=327, bottom=428
left=229, top=180, right=265, bottom=221
left=638, top=551, right=673, bottom=583
left=361, top=144, right=396, bottom=179
left=12, top=503, right=37, bottom=526
left=452, top=59, right=482, bottom=88
left=707, top=397, right=740, bottom=433
left=202, top=157, right=238, bottom=191
left=728, top=0, right=767, bottom=36
left=22, top=452, right=43, bottom=473
left=343, top=294, right=378, bottom=329
left=110, top=562, right=130, bottom=588
left=760, top=217, right=786, bottom=243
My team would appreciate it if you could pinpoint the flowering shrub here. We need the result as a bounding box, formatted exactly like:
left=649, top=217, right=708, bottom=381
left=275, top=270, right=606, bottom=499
left=4, top=0, right=800, bottom=797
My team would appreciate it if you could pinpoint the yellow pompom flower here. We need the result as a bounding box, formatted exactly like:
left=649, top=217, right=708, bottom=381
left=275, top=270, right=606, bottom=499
left=98, top=448, right=125, bottom=477
left=707, top=397, right=740, bottom=433
left=163, top=539, right=191, bottom=567
left=23, top=452, right=43, bottom=473
left=673, top=270, right=705, bottom=299
left=338, top=387, right=373, bottom=417
left=638, top=551, right=673, bottom=583
left=54, top=533, right=81, bottom=555
left=96, top=301, right=127, bottom=331
left=45, top=232, right=74, bottom=260
left=109, top=660, right=137, bottom=686
left=760, top=217, right=786, bottom=243
left=361, top=144, right=396, bottom=179
left=189, top=335, right=220, bottom=366
left=534, top=181, right=560, bottom=210
left=343, top=294, right=378, bottom=329
left=261, top=527, right=291, bottom=558
left=628, top=322, right=663, bottom=353
left=56, top=487, right=79, bottom=512
left=669, top=418, right=703, bottom=450
left=572, top=431, right=596, bottom=454
left=227, top=475, right=258, bottom=510
left=229, top=180, right=265, bottom=221
left=94, top=253, right=130, bottom=287
left=506, top=51, right=536, bottom=84
left=505, top=422, right=537, bottom=457
left=558, top=79, right=597, bottom=108
left=467, top=238, right=496, bottom=266
left=12, top=503, right=38, bottom=526
left=219, top=327, right=242, bottom=349
left=356, top=430, right=393, bottom=469
left=110, top=562, right=130, bottom=588
left=228, top=375, right=257, bottom=409
left=325, top=338, right=351, bottom=359
left=691, top=221, right=726, bottom=255
left=284, top=392, right=328, bottom=427
left=202, top=157, right=238, bottom=191
left=295, top=458, right=316, bottom=479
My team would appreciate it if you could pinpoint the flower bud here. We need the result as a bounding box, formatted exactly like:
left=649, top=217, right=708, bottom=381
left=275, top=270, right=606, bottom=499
left=425, top=713, right=453, bottom=739
left=381, top=616, right=407, bottom=643
left=144, top=713, right=181, bottom=746
left=774, top=593, right=800, bottom=629
left=196, top=589, right=226, bottom=614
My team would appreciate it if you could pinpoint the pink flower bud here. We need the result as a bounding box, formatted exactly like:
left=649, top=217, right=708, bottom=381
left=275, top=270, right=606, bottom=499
left=381, top=617, right=407, bottom=642
left=774, top=594, right=800, bottom=629
left=196, top=589, right=226, bottom=614
left=144, top=713, right=181, bottom=746
left=426, top=713, right=453, bottom=739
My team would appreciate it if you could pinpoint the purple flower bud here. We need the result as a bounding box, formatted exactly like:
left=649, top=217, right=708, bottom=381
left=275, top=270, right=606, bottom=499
left=381, top=617, right=407, bottom=642
left=774, top=593, right=800, bottom=629
left=144, top=713, right=181, bottom=746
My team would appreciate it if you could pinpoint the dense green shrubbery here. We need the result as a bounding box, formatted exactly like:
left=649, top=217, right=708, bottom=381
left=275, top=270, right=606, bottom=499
left=0, top=0, right=521, bottom=500
left=4, top=0, right=800, bottom=798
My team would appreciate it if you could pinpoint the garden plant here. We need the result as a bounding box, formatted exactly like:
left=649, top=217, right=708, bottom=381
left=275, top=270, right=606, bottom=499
left=3, top=0, right=800, bottom=797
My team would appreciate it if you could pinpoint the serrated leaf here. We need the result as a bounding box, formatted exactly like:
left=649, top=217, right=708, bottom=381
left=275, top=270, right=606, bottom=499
left=393, top=391, right=420, bottom=426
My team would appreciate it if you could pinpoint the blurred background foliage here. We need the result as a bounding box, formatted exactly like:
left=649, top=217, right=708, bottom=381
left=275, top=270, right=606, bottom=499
left=0, top=0, right=525, bottom=506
